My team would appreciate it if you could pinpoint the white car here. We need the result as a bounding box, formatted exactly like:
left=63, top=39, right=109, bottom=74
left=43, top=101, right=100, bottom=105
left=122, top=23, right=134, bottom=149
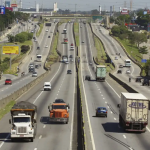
left=31, top=30, right=34, bottom=33
left=34, top=39, right=37, bottom=42
left=45, top=45, right=48, bottom=48
left=44, top=82, right=51, bottom=91
left=65, top=61, right=69, bottom=64
left=70, top=46, right=74, bottom=50
left=32, top=72, right=38, bottom=77
left=46, top=30, right=48, bottom=32
left=115, top=57, right=118, bottom=60
left=126, top=70, right=131, bottom=74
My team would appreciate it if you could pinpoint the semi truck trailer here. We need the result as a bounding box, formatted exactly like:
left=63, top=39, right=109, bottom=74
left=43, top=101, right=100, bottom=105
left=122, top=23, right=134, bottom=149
left=95, top=65, right=106, bottom=81
left=118, top=93, right=149, bottom=132
left=9, top=101, right=37, bottom=142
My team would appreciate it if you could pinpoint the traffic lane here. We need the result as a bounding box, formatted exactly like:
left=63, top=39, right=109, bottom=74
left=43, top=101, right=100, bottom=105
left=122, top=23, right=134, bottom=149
left=86, top=25, right=150, bottom=150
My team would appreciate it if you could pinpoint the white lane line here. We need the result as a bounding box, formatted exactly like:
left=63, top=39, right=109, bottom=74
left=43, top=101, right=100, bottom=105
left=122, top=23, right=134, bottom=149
left=103, top=98, right=105, bottom=99
left=111, top=111, right=112, bottom=114
left=114, top=118, right=116, bottom=120
left=146, top=127, right=150, bottom=132
left=33, top=91, right=43, bottom=104
left=43, top=125, right=46, bottom=128
left=1, top=90, right=3, bottom=91
left=101, top=95, right=103, bottom=96
left=105, top=102, right=107, bottom=103
left=79, top=24, right=96, bottom=150
left=105, top=81, right=120, bottom=98
left=34, top=148, right=37, bottom=150
left=123, top=135, right=126, bottom=139
left=39, top=135, right=42, bottom=139
left=98, top=89, right=100, bottom=90
left=0, top=133, right=10, bottom=148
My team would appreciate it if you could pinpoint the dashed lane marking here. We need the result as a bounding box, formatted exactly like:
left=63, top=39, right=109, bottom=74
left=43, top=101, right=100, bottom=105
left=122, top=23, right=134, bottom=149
left=39, top=135, right=42, bottom=139
left=43, top=125, right=46, bottom=128
left=114, top=118, right=116, bottom=120
left=123, top=135, right=126, bottom=139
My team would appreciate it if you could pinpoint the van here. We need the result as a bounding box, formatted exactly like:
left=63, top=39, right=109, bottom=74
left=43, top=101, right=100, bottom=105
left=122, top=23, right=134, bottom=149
left=44, top=82, right=51, bottom=91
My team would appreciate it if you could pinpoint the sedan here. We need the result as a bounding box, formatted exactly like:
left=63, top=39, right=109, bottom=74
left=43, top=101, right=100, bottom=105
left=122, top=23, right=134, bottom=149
left=82, top=41, right=84, bottom=43
left=67, top=70, right=72, bottom=74
left=48, top=36, right=50, bottom=38
left=46, top=30, right=48, bottom=32
left=96, top=107, right=107, bottom=117
left=115, top=57, right=118, bottom=60
left=65, top=61, right=69, bottom=64
left=5, top=79, right=12, bottom=85
left=126, top=70, right=131, bottom=74
left=45, top=45, right=48, bottom=48
left=32, top=72, right=38, bottom=77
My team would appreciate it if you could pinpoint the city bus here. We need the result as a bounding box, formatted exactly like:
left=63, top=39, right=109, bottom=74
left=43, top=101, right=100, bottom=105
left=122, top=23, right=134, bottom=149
left=125, top=59, right=131, bottom=67
left=63, top=29, right=67, bottom=34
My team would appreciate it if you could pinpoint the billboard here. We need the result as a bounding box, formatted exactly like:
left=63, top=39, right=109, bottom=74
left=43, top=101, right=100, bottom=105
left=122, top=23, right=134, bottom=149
left=6, top=7, right=13, bottom=11
left=121, top=8, right=129, bottom=15
left=0, top=6, right=5, bottom=14
left=2, top=46, right=19, bottom=55
left=5, top=1, right=10, bottom=7
left=11, top=4, right=17, bottom=7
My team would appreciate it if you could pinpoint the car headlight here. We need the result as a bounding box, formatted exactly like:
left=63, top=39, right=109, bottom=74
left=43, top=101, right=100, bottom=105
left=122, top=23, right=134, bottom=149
left=64, top=114, right=67, bottom=117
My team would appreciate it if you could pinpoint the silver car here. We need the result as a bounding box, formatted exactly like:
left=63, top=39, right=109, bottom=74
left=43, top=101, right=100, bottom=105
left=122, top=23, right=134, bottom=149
left=32, top=72, right=38, bottom=77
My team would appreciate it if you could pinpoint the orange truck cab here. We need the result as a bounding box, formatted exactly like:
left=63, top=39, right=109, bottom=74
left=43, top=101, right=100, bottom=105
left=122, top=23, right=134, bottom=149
left=48, top=103, right=70, bottom=124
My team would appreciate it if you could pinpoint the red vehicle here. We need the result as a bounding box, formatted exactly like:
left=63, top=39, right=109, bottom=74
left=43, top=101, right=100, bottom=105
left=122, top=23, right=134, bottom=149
left=71, top=43, right=73, bottom=46
left=64, top=38, right=68, bottom=44
left=5, top=79, right=12, bottom=85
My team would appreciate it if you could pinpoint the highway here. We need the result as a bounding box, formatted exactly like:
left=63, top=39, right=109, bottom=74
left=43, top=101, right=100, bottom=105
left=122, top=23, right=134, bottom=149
left=0, top=22, right=56, bottom=100
left=79, top=22, right=150, bottom=150
left=91, top=23, right=150, bottom=99
left=0, top=22, right=76, bottom=150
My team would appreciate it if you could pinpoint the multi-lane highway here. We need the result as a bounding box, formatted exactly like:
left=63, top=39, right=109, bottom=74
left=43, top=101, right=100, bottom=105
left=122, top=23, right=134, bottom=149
left=91, top=23, right=150, bottom=99
left=79, top=22, right=150, bottom=150
left=0, top=22, right=56, bottom=100
left=0, top=22, right=76, bottom=150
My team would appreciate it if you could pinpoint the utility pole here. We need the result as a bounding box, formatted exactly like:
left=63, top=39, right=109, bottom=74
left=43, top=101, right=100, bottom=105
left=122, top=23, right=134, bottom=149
left=124, top=1, right=126, bottom=8
left=130, top=0, right=132, bottom=12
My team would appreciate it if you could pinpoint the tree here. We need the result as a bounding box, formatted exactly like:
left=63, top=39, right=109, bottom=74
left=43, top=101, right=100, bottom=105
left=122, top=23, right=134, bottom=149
left=7, top=34, right=15, bottom=42
left=91, top=9, right=99, bottom=15
left=111, top=26, right=120, bottom=36
left=21, top=45, right=30, bottom=53
left=133, top=32, right=147, bottom=48
left=143, top=60, right=150, bottom=76
left=139, top=46, right=148, bottom=54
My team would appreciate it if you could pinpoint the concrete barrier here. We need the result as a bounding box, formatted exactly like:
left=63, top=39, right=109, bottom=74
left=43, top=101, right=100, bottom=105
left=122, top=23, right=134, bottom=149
left=0, top=71, right=49, bottom=110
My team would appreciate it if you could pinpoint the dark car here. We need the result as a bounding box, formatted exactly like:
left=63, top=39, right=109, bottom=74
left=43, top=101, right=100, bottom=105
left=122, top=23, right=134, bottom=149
left=142, top=79, right=149, bottom=86
left=5, top=79, right=12, bottom=85
left=33, top=37, right=36, bottom=39
left=67, top=70, right=72, bottom=74
left=37, top=47, right=40, bottom=50
left=117, top=70, right=122, bottom=74
left=119, top=65, right=124, bottom=68
left=54, top=99, right=65, bottom=103
left=29, top=68, right=35, bottom=73
left=35, top=64, right=39, bottom=69
left=69, top=55, right=73, bottom=58
left=85, top=75, right=91, bottom=81
left=95, top=107, right=107, bottom=117
left=48, top=36, right=50, bottom=38
left=135, top=77, right=142, bottom=82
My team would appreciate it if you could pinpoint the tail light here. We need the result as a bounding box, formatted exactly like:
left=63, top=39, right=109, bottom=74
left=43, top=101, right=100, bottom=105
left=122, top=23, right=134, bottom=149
left=144, top=123, right=147, bottom=126
left=106, top=111, right=107, bottom=113
left=126, top=122, right=130, bottom=126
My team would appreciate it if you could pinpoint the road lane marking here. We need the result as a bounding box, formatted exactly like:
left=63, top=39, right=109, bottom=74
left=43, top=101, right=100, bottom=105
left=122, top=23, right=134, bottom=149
left=114, top=118, right=116, bottom=120
left=34, top=148, right=37, bottom=150
left=123, top=135, right=126, bottom=139
left=33, top=91, right=43, bottom=104
left=107, top=106, right=109, bottom=108
left=111, top=111, right=112, bottom=114
left=103, top=98, right=105, bottom=99
left=105, top=102, right=107, bottom=103
left=39, top=135, right=42, bottom=139
left=0, top=133, right=10, bottom=148
left=146, top=127, right=150, bottom=132
left=43, top=125, right=46, bottom=128
left=101, top=95, right=103, bottom=96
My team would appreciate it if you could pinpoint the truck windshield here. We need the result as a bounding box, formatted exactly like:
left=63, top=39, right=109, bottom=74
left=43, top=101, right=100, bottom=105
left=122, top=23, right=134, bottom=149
left=52, top=105, right=66, bottom=109
left=37, top=56, right=41, bottom=58
left=14, top=117, right=30, bottom=123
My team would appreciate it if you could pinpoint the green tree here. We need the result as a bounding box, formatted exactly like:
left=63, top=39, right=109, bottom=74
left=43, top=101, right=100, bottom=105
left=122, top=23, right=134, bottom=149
left=7, top=34, right=15, bottom=42
left=91, top=9, right=99, bottom=15
left=143, top=60, right=150, bottom=76
left=21, top=45, right=30, bottom=53
left=111, top=26, right=120, bottom=36
left=139, top=46, right=148, bottom=54
left=133, top=32, right=147, bottom=48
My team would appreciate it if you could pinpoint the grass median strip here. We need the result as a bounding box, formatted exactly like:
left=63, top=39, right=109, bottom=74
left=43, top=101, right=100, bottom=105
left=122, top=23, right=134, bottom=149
left=36, top=23, right=44, bottom=37
left=0, top=100, right=15, bottom=120
left=94, top=35, right=114, bottom=72
left=45, top=32, right=59, bottom=67
left=74, top=22, right=79, bottom=46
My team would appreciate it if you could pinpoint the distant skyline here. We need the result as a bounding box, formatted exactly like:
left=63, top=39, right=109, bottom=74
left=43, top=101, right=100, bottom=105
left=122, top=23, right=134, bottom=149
left=4, top=0, right=150, bottom=11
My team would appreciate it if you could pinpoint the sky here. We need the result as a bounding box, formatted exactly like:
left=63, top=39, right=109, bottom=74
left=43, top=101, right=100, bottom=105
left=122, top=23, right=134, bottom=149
left=19, top=0, right=150, bottom=11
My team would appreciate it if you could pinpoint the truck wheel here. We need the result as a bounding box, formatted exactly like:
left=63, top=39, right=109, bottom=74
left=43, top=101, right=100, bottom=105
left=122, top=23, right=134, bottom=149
left=30, top=138, right=33, bottom=142
left=11, top=138, right=15, bottom=142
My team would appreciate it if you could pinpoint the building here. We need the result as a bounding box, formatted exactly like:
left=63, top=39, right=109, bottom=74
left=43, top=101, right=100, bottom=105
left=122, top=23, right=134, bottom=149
left=5, top=1, right=11, bottom=7
left=53, top=2, right=58, bottom=12
left=36, top=4, right=39, bottom=12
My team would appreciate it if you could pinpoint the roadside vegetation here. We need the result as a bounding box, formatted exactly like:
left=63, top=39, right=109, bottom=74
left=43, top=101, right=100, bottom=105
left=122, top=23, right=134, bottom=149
left=110, top=13, right=149, bottom=75
left=45, top=32, right=59, bottom=68
left=36, top=23, right=44, bottom=37
left=0, top=33, right=33, bottom=75
left=94, top=35, right=114, bottom=72
left=74, top=22, right=79, bottom=46
left=0, top=100, right=15, bottom=120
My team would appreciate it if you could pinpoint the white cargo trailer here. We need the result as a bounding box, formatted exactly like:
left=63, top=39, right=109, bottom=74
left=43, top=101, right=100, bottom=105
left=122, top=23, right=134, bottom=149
left=118, top=93, right=149, bottom=132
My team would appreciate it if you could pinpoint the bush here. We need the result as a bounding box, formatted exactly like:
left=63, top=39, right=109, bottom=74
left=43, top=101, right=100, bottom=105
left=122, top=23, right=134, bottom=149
left=15, top=32, right=33, bottom=43
left=3, top=57, right=10, bottom=63
left=21, top=45, right=30, bottom=53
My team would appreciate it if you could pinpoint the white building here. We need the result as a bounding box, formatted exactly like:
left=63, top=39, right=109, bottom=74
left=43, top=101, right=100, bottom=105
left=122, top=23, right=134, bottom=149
left=36, top=4, right=39, bottom=12
left=54, top=2, right=58, bottom=12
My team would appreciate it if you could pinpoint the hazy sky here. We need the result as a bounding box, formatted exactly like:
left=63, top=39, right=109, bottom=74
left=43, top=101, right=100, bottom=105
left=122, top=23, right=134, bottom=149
left=21, top=0, right=150, bottom=11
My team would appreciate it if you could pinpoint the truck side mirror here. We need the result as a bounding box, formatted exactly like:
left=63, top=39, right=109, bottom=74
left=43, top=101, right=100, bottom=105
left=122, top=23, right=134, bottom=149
left=9, top=119, right=11, bottom=124
left=117, top=104, right=120, bottom=108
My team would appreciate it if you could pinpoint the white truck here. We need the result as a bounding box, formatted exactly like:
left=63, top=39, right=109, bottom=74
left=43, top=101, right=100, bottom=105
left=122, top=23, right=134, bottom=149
left=43, top=82, right=51, bottom=91
left=9, top=101, right=37, bottom=142
left=62, top=55, right=68, bottom=63
left=118, top=93, right=149, bottom=132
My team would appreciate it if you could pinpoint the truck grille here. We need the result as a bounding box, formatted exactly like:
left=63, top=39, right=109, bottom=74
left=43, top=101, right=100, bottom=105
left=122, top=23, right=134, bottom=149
left=54, top=112, right=62, bottom=118
left=17, top=127, right=27, bottom=134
